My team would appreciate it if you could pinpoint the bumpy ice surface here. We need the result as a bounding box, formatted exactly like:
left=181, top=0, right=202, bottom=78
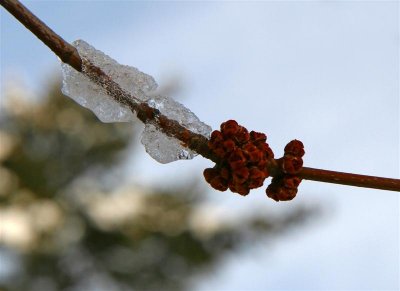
left=61, top=40, right=211, bottom=163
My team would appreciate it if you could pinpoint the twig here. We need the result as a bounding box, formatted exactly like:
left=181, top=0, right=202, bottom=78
left=1, top=0, right=82, bottom=71
left=299, top=167, right=400, bottom=192
left=2, top=0, right=399, bottom=193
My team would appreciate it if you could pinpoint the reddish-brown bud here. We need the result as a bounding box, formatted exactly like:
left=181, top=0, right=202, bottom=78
left=221, top=120, right=239, bottom=137
left=280, top=188, right=298, bottom=201
left=213, top=146, right=227, bottom=159
left=282, top=156, right=303, bottom=174
left=284, top=139, right=305, bottom=157
left=228, top=181, right=237, bottom=193
left=223, top=139, right=236, bottom=152
left=210, top=130, right=224, bottom=142
left=256, top=143, right=274, bottom=159
left=203, top=168, right=219, bottom=183
left=262, top=167, right=269, bottom=177
left=210, top=176, right=229, bottom=191
left=228, top=149, right=247, bottom=170
left=235, top=126, right=250, bottom=144
left=229, top=181, right=250, bottom=196
left=265, top=183, right=281, bottom=201
left=242, top=144, right=260, bottom=162
left=243, top=143, right=257, bottom=152
left=251, top=150, right=264, bottom=163
left=265, top=146, right=274, bottom=159
left=250, top=131, right=267, bottom=144
left=235, top=184, right=250, bottom=196
left=248, top=167, right=266, bottom=189
left=266, top=183, right=297, bottom=201
left=220, top=167, right=230, bottom=180
left=251, top=167, right=266, bottom=177
left=283, top=176, right=302, bottom=189
left=232, top=167, right=250, bottom=184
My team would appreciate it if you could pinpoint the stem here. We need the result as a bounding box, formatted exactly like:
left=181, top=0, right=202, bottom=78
left=300, top=167, right=400, bottom=192
left=2, top=0, right=399, bottom=193
left=1, top=0, right=82, bottom=71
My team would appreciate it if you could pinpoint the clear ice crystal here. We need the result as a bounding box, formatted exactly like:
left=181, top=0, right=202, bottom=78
left=61, top=40, right=156, bottom=123
left=141, top=124, right=193, bottom=164
left=61, top=39, right=211, bottom=164
left=145, top=96, right=211, bottom=137
left=142, top=95, right=211, bottom=163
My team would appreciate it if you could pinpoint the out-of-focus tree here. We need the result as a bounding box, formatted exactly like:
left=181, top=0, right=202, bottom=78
left=0, top=79, right=317, bottom=291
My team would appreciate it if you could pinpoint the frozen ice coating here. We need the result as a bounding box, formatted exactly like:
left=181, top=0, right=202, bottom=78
left=146, top=96, right=212, bottom=137
left=142, top=96, right=211, bottom=163
left=61, top=39, right=212, bottom=163
left=141, top=124, right=194, bottom=164
left=61, top=39, right=157, bottom=123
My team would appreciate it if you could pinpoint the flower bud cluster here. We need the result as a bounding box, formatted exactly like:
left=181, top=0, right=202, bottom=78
left=203, top=120, right=274, bottom=196
left=266, top=140, right=305, bottom=201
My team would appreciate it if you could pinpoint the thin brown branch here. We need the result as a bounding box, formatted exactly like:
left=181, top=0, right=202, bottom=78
left=1, top=0, right=82, bottom=71
left=299, top=167, right=400, bottom=192
left=2, top=0, right=399, bottom=193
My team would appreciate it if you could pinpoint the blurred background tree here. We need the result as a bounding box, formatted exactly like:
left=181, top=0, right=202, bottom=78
left=0, top=78, right=317, bottom=291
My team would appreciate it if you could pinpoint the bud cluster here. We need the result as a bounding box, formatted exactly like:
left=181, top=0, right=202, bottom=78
left=203, top=120, right=274, bottom=196
left=266, top=140, right=305, bottom=201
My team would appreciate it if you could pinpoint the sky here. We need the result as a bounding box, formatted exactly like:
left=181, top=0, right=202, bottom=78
left=1, top=1, right=399, bottom=290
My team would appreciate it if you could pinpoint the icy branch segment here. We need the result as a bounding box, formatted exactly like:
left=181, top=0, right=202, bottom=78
left=61, top=40, right=211, bottom=163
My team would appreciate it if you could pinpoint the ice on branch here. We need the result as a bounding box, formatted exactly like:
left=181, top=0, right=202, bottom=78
left=61, top=40, right=211, bottom=164
left=61, top=40, right=155, bottom=122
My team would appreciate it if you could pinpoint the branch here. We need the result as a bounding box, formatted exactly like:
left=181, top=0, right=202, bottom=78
left=1, top=0, right=82, bottom=72
left=300, top=167, right=399, bottom=192
left=2, top=0, right=399, bottom=195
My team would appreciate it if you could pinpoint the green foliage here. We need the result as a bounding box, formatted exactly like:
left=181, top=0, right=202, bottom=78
left=0, top=80, right=316, bottom=291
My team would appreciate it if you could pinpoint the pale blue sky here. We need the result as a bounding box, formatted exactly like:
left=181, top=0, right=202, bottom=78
left=1, top=1, right=399, bottom=290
